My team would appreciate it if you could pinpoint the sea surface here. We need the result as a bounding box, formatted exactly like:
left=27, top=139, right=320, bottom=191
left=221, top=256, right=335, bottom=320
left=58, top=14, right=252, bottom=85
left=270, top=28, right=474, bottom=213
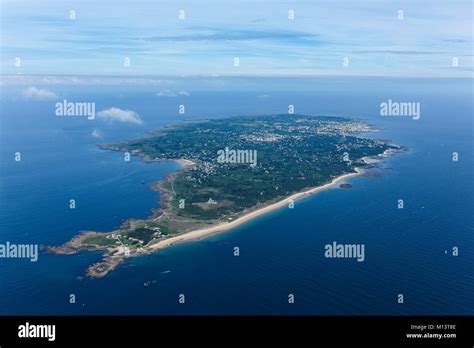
left=0, top=77, right=472, bottom=315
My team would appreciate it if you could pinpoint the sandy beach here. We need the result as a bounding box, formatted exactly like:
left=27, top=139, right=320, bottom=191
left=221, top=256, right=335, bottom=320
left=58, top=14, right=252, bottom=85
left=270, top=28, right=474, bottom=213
left=173, top=158, right=196, bottom=167
left=149, top=167, right=362, bottom=251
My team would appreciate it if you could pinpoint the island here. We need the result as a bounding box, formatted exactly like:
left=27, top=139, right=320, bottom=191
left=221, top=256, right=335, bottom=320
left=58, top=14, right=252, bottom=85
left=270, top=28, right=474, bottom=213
left=49, top=114, right=402, bottom=277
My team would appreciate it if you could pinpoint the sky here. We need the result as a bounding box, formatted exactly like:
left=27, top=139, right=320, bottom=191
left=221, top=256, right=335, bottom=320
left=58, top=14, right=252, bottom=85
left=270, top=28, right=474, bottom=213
left=1, top=0, right=473, bottom=78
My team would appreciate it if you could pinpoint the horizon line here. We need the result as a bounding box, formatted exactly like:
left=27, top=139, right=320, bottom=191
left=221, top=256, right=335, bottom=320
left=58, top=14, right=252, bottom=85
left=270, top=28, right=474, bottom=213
left=1, top=73, right=473, bottom=80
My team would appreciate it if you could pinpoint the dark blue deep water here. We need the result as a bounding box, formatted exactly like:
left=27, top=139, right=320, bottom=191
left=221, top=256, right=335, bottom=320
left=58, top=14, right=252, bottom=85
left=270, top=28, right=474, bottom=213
left=0, top=77, right=472, bottom=315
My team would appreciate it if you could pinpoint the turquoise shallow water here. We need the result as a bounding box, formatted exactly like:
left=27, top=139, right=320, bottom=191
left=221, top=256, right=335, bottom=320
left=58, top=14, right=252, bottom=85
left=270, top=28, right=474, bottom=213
left=0, top=77, right=472, bottom=314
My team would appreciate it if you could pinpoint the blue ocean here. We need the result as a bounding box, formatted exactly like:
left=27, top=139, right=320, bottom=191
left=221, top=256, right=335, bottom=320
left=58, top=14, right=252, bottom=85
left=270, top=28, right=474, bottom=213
left=0, top=77, right=472, bottom=315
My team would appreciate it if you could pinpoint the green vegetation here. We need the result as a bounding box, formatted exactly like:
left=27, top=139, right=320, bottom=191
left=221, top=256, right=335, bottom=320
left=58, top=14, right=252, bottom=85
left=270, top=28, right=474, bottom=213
left=123, top=228, right=155, bottom=245
left=106, top=114, right=394, bottom=222
left=157, top=224, right=175, bottom=235
left=82, top=235, right=116, bottom=247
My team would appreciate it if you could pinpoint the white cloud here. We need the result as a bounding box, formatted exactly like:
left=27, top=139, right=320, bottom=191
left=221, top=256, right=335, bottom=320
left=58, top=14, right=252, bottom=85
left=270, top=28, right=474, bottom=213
left=21, top=86, right=57, bottom=100
left=2, top=75, right=177, bottom=86
left=257, top=94, right=270, bottom=99
left=97, top=107, right=143, bottom=124
left=156, top=90, right=190, bottom=97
